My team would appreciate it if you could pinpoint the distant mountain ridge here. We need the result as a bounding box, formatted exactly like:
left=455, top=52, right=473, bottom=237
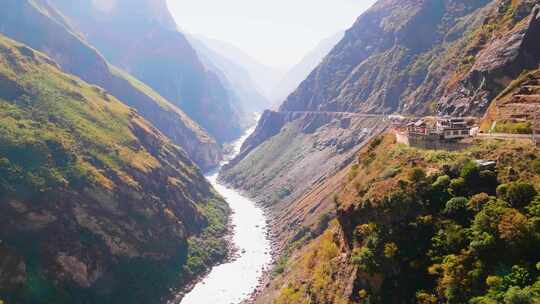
left=194, top=36, right=286, bottom=102
left=47, top=0, right=246, bottom=143
left=187, top=34, right=271, bottom=117
left=271, top=31, right=344, bottom=106
left=0, top=0, right=222, bottom=171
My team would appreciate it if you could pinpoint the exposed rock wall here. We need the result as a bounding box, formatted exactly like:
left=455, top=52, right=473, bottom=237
left=439, top=2, right=540, bottom=115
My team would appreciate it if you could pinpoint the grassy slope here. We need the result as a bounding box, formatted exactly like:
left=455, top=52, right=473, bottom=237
left=264, top=133, right=540, bottom=303
left=0, top=0, right=222, bottom=170
left=0, top=35, right=229, bottom=304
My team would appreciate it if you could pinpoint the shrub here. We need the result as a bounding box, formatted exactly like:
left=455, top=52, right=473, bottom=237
left=506, top=182, right=537, bottom=208
left=461, top=161, right=481, bottom=182
left=433, top=175, right=451, bottom=189
left=358, top=289, right=369, bottom=300
left=531, top=159, right=540, bottom=174
left=351, top=247, right=378, bottom=274
left=503, top=286, right=538, bottom=304
left=313, top=213, right=332, bottom=236
left=498, top=184, right=510, bottom=199
left=444, top=197, right=469, bottom=215
left=381, top=167, right=401, bottom=179
left=503, top=265, right=534, bottom=289
left=349, top=164, right=359, bottom=181
left=362, top=153, right=375, bottom=167
left=384, top=242, right=399, bottom=258
left=468, top=193, right=491, bottom=212
left=498, top=209, right=529, bottom=243
left=369, top=136, right=383, bottom=151
left=410, top=168, right=427, bottom=183
left=494, top=122, right=533, bottom=134
left=525, top=198, right=540, bottom=218
left=469, top=231, right=496, bottom=253
left=450, top=177, right=467, bottom=196
left=486, top=276, right=503, bottom=288
left=416, top=291, right=438, bottom=304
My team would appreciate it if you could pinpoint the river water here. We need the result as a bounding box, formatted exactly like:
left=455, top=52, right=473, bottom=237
left=179, top=127, right=272, bottom=304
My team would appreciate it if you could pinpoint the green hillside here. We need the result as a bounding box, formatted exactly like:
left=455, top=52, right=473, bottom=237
left=266, top=134, right=540, bottom=304
left=0, top=35, right=229, bottom=304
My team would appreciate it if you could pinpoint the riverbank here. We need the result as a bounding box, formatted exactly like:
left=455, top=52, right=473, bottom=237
left=168, top=208, right=239, bottom=303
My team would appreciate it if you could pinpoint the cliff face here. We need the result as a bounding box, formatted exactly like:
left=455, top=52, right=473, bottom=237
left=438, top=0, right=540, bottom=115
left=0, top=0, right=222, bottom=171
left=47, top=0, right=245, bottom=143
left=0, top=35, right=229, bottom=303
left=280, top=0, right=540, bottom=116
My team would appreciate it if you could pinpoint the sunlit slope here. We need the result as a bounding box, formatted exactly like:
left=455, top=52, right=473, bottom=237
left=0, top=35, right=229, bottom=304
left=261, top=134, right=540, bottom=303
left=0, top=0, right=222, bottom=170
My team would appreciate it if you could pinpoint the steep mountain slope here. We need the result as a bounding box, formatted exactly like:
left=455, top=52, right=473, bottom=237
left=0, top=0, right=222, bottom=171
left=260, top=134, right=540, bottom=304
left=221, top=112, right=388, bottom=210
left=272, top=31, right=344, bottom=106
left=0, top=35, right=229, bottom=303
left=187, top=34, right=271, bottom=116
left=221, top=1, right=540, bottom=302
left=222, top=0, right=540, bottom=209
left=194, top=36, right=285, bottom=102
left=281, top=0, right=540, bottom=116
left=46, top=0, right=244, bottom=143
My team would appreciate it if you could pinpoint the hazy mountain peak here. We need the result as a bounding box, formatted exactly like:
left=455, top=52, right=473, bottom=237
left=193, top=35, right=286, bottom=100
left=271, top=30, right=344, bottom=106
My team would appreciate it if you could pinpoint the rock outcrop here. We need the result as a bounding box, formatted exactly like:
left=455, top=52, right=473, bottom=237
left=0, top=0, right=222, bottom=171
left=439, top=1, right=540, bottom=115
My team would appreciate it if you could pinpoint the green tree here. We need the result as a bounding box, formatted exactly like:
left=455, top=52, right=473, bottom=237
left=410, top=168, right=427, bottom=183
left=506, top=182, right=537, bottom=209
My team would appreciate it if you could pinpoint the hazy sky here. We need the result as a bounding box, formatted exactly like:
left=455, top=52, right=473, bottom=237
left=166, top=0, right=376, bottom=69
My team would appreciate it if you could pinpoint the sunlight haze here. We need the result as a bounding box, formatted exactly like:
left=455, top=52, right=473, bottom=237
left=166, top=0, right=376, bottom=68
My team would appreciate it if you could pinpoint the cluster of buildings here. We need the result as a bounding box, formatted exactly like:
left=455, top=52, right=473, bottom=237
left=393, top=117, right=477, bottom=142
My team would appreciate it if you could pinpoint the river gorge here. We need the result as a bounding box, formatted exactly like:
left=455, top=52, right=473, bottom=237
left=179, top=127, right=272, bottom=304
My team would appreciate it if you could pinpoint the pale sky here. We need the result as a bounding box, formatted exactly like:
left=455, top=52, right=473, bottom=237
left=166, top=0, right=377, bottom=69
